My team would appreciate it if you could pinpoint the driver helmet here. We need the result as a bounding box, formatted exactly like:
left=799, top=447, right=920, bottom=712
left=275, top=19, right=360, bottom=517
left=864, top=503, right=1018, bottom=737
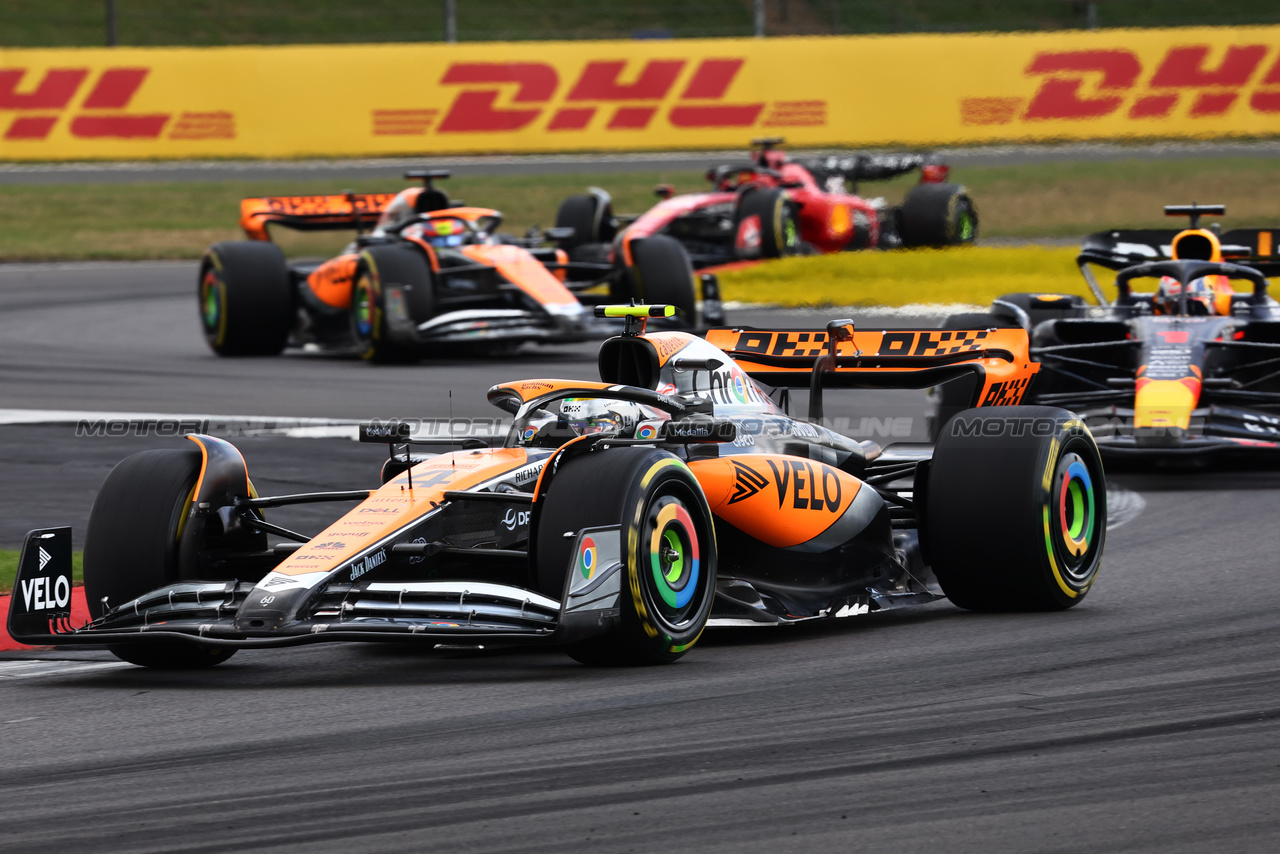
left=1155, top=275, right=1218, bottom=316
left=416, top=217, right=466, bottom=248
left=559, top=398, right=646, bottom=438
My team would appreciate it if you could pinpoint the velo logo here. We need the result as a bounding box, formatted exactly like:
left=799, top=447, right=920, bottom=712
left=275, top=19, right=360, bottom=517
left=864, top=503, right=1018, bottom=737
left=962, top=43, right=1280, bottom=125
left=0, top=66, right=234, bottom=142
left=389, top=58, right=825, bottom=137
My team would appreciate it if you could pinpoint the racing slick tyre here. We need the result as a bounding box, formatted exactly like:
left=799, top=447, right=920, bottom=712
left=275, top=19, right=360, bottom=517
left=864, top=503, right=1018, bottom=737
left=992, top=293, right=1088, bottom=331
left=928, top=312, right=1020, bottom=441
left=199, top=241, right=293, bottom=356
left=352, top=245, right=434, bottom=363
left=83, top=449, right=238, bottom=668
left=734, top=187, right=800, bottom=260
left=926, top=406, right=1106, bottom=611
left=899, top=183, right=978, bottom=247
left=628, top=235, right=698, bottom=327
left=556, top=193, right=615, bottom=251
left=535, top=448, right=716, bottom=666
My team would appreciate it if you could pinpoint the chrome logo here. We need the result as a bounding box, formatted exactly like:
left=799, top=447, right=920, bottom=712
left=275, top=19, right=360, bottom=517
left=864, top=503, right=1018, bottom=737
left=637, top=423, right=658, bottom=440
left=579, top=536, right=597, bottom=579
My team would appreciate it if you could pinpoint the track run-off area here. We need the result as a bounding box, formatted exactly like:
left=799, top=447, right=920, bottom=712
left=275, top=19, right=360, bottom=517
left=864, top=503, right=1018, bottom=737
left=1, top=260, right=1279, bottom=853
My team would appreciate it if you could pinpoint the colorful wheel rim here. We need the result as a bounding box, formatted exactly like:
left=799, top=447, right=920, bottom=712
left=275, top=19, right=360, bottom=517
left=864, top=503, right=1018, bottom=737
left=1046, top=451, right=1098, bottom=582
left=200, top=270, right=223, bottom=333
left=353, top=274, right=373, bottom=339
left=647, top=496, right=701, bottom=623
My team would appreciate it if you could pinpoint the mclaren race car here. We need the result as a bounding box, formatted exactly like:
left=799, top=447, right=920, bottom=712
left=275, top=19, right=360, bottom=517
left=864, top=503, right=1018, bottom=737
left=199, top=170, right=716, bottom=362
left=934, top=204, right=1280, bottom=461
left=554, top=138, right=977, bottom=290
left=10, top=305, right=1105, bottom=668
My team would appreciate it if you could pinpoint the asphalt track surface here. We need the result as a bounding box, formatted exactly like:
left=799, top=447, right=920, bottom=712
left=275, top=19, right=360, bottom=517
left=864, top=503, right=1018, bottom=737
left=2, top=261, right=1280, bottom=853
left=3, top=140, right=1280, bottom=185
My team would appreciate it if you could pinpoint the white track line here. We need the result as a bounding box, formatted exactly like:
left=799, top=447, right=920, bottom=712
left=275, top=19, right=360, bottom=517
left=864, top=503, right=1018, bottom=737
left=0, top=659, right=132, bottom=680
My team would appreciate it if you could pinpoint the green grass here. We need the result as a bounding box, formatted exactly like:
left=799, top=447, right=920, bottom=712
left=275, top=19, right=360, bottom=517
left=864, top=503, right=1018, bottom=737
left=716, top=246, right=1111, bottom=308
left=2, top=0, right=1277, bottom=46
left=4, top=156, right=1279, bottom=262
left=0, top=550, right=84, bottom=596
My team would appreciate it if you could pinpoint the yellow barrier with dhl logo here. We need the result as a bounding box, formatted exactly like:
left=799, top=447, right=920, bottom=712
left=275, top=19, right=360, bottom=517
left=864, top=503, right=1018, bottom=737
left=3, top=26, right=1280, bottom=161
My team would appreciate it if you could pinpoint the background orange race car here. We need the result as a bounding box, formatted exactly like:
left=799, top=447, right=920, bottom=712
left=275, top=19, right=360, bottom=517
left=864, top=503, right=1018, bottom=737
left=198, top=170, right=716, bottom=362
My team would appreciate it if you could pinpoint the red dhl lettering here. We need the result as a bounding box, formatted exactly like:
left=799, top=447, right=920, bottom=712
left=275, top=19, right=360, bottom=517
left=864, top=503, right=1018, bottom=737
left=433, top=58, right=771, bottom=134
left=1, top=66, right=234, bottom=142
left=963, top=44, right=1280, bottom=125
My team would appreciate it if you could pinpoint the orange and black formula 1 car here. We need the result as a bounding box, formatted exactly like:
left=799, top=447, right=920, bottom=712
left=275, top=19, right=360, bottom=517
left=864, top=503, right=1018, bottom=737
left=199, top=170, right=706, bottom=362
left=934, top=204, right=1280, bottom=461
left=10, top=305, right=1103, bottom=669
left=554, top=138, right=977, bottom=290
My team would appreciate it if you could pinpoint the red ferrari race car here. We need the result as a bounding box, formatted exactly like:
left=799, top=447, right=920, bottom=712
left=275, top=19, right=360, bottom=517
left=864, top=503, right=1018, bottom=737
left=554, top=138, right=978, bottom=290
left=198, top=170, right=716, bottom=362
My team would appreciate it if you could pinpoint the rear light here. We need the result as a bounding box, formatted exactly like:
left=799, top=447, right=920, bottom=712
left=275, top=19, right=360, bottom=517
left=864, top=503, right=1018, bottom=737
left=921, top=164, right=950, bottom=183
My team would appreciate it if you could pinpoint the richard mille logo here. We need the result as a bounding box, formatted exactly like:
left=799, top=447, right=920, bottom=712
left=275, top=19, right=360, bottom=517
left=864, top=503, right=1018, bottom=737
left=728, top=460, right=769, bottom=505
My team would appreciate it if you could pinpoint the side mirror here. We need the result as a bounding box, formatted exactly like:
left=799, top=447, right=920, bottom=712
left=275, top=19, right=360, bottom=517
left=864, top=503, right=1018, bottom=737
left=654, top=184, right=674, bottom=200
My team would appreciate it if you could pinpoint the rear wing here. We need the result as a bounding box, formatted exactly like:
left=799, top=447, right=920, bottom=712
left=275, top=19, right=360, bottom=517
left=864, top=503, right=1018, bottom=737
left=705, top=323, right=1037, bottom=421
left=239, top=193, right=400, bottom=241
left=1078, top=228, right=1280, bottom=274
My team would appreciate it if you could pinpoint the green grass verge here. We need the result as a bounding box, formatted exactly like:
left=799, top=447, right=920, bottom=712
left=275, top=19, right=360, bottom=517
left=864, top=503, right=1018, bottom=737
left=0, top=550, right=84, bottom=596
left=3, top=0, right=1276, bottom=46
left=4, top=155, right=1280, bottom=262
left=716, top=245, right=1119, bottom=308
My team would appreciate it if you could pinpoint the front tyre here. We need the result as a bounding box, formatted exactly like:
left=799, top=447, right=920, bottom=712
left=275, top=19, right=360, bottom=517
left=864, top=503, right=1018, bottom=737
left=83, top=448, right=238, bottom=668
left=535, top=448, right=716, bottom=665
left=199, top=241, right=293, bottom=356
left=352, top=245, right=433, bottom=363
left=628, top=235, right=698, bottom=327
left=734, top=187, right=799, bottom=260
left=926, top=406, right=1105, bottom=611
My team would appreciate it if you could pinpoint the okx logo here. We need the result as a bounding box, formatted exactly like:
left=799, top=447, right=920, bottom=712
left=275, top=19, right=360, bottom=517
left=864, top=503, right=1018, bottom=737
left=1, top=66, right=234, bottom=142
left=961, top=44, right=1280, bottom=126
left=373, top=58, right=825, bottom=137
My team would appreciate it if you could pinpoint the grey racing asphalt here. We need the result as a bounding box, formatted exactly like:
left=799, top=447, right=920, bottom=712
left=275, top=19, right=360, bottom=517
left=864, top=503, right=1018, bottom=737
left=1, top=261, right=1278, bottom=853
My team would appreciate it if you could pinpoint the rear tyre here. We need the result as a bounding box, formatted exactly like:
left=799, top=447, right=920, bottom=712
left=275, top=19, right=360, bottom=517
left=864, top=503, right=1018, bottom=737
left=927, top=406, right=1106, bottom=611
left=352, top=245, right=433, bottom=363
left=899, top=183, right=978, bottom=247
left=535, top=448, right=716, bottom=665
left=199, top=241, right=293, bottom=356
left=555, top=193, right=615, bottom=251
left=84, top=449, right=238, bottom=668
left=928, top=312, right=1020, bottom=441
left=629, top=235, right=698, bottom=327
left=734, top=187, right=799, bottom=260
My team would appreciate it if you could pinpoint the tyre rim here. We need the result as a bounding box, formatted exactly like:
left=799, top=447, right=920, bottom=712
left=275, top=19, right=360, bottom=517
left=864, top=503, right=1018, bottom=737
left=353, top=274, right=373, bottom=339
left=1046, top=450, right=1098, bottom=583
left=646, top=495, right=702, bottom=627
left=958, top=206, right=976, bottom=242
left=200, top=270, right=222, bottom=331
left=783, top=216, right=799, bottom=250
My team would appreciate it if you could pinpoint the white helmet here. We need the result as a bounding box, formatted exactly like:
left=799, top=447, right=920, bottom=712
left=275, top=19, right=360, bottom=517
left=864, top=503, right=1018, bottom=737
left=559, top=398, right=645, bottom=437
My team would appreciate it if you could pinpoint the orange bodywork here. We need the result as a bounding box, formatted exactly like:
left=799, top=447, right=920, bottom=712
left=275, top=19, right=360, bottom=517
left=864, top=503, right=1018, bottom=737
left=705, top=326, right=1039, bottom=407
left=460, top=244, right=578, bottom=306
left=488, top=378, right=621, bottom=406
left=271, top=448, right=530, bottom=578
left=689, top=455, right=862, bottom=549
left=306, top=254, right=359, bottom=310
